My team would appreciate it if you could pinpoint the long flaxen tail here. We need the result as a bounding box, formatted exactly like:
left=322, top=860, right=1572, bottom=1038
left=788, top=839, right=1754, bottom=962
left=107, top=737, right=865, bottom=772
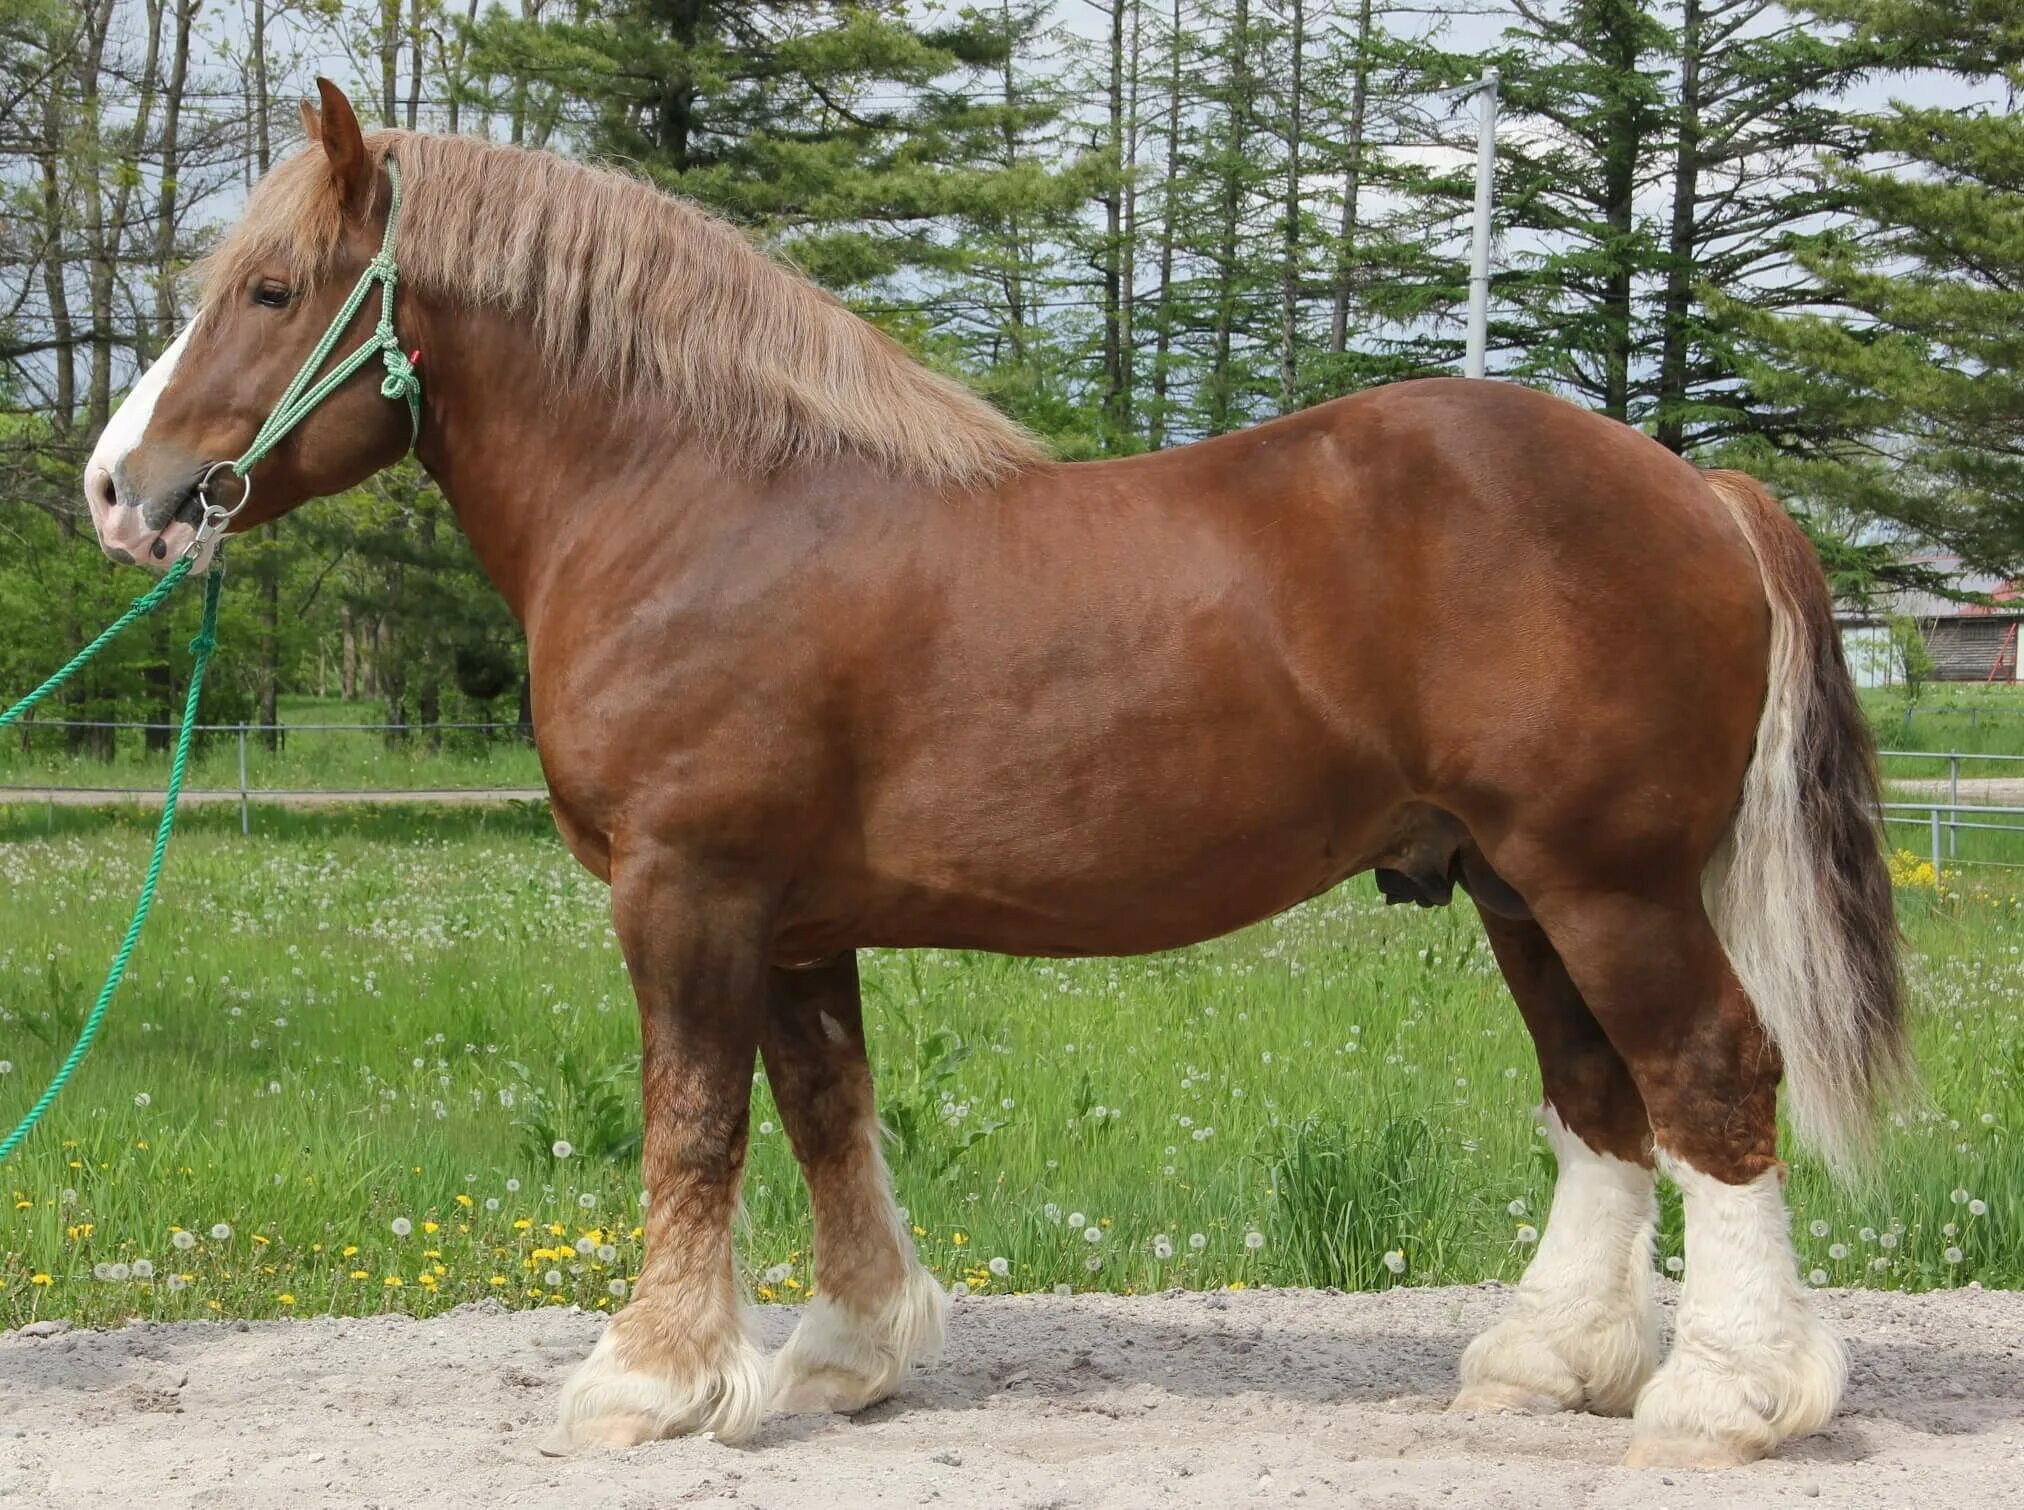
left=1701, top=469, right=1910, bottom=1180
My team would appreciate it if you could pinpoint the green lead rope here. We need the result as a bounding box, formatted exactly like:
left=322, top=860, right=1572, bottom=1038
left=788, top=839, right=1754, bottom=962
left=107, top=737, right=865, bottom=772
left=0, top=151, right=419, bottom=1162
left=0, top=563, right=224, bottom=1163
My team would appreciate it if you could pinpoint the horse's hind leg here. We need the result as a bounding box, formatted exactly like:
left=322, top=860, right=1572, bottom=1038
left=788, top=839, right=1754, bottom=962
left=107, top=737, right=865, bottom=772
left=1453, top=910, right=1660, bottom=1417
left=763, top=953, right=947, bottom=1414
left=1537, top=884, right=1844, bottom=1467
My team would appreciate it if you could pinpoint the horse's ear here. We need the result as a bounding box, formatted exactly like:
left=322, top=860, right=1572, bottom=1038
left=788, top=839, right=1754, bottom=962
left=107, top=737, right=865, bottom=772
left=298, top=97, right=322, bottom=143
left=312, top=77, right=374, bottom=217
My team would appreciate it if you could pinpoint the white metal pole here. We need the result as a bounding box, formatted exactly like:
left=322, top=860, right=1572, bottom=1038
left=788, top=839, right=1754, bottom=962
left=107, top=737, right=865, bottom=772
left=1464, top=66, right=1499, bottom=381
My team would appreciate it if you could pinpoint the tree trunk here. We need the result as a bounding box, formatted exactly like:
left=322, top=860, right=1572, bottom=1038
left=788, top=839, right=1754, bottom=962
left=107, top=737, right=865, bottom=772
left=1150, top=0, right=1184, bottom=449
left=1329, top=0, right=1374, bottom=354
left=1208, top=0, right=1252, bottom=435
left=1655, top=0, right=1701, bottom=454
left=1101, top=0, right=1127, bottom=446
left=1278, top=0, right=1305, bottom=414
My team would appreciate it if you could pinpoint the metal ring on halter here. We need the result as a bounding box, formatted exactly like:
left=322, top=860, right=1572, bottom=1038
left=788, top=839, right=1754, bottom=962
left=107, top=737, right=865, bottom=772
left=186, top=461, right=251, bottom=557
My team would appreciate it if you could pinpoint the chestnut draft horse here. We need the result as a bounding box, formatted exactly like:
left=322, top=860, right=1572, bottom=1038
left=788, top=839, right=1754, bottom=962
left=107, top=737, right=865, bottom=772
left=86, top=81, right=1903, bottom=1469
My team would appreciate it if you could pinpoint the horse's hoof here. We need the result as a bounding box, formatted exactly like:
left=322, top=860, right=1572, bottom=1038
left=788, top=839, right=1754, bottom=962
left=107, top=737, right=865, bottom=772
left=1448, top=1381, right=1564, bottom=1415
left=1622, top=1431, right=1758, bottom=1470
left=551, top=1322, right=768, bottom=1450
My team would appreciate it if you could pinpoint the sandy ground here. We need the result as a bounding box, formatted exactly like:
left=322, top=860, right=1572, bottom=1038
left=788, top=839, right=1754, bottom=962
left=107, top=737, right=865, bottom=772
left=2, top=1284, right=2019, bottom=1510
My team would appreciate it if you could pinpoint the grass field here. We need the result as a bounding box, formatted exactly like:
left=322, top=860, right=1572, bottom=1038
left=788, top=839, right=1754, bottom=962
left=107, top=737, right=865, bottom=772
left=0, top=802, right=2014, bottom=1329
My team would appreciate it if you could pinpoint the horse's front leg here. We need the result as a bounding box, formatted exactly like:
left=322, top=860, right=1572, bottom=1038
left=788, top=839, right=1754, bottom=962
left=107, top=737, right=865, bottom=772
left=546, top=857, right=772, bottom=1451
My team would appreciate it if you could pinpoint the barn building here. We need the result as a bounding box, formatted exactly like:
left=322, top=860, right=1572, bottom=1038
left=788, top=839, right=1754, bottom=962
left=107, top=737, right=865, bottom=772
left=1837, top=555, right=2022, bottom=689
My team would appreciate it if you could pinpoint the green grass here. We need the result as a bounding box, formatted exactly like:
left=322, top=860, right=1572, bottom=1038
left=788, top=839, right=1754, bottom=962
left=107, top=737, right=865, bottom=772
left=0, top=806, right=2014, bottom=1327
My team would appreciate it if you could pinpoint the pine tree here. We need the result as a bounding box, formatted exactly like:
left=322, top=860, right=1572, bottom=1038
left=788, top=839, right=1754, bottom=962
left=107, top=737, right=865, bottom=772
left=1737, top=0, right=2024, bottom=573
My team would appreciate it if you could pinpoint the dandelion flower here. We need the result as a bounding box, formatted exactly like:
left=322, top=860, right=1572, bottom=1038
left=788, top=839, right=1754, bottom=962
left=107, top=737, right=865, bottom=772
left=172, top=1230, right=197, bottom=1251
left=209, top=1223, right=232, bottom=1241
left=1808, top=1268, right=1828, bottom=1286
left=1084, top=1256, right=1103, bottom=1272
left=1951, top=1188, right=1970, bottom=1206
left=608, top=1279, right=627, bottom=1299
left=1945, top=1246, right=1964, bottom=1265
left=166, top=1274, right=188, bottom=1292
left=505, top=1178, right=521, bottom=1194
left=764, top=1264, right=792, bottom=1285
left=1808, top=1219, right=1830, bottom=1239
left=1969, top=1198, right=1988, bottom=1217
left=132, top=1259, right=154, bottom=1280
left=988, top=1257, right=1010, bottom=1277
left=1083, top=1226, right=1102, bottom=1244
left=1514, top=1225, right=1539, bottom=1246
left=93, top=1263, right=114, bottom=1281
left=1828, top=1243, right=1849, bottom=1261
left=951, top=1282, right=970, bottom=1299
left=134, top=1092, right=151, bottom=1108
left=1244, top=1230, right=1265, bottom=1251
left=391, top=1217, right=413, bottom=1238
left=544, top=1269, right=563, bottom=1287
left=1665, top=1255, right=1684, bottom=1273
left=1152, top=1236, right=1175, bottom=1261
left=1188, top=1233, right=1207, bottom=1251
left=1879, top=1232, right=1899, bottom=1251
left=1053, top=1283, right=1072, bottom=1297
left=1382, top=1250, right=1406, bottom=1276
left=552, top=1140, right=573, bottom=1159
left=1043, top=1203, right=1061, bottom=1223
left=1068, top=1211, right=1086, bottom=1228
left=1506, top=1199, right=1528, bottom=1219
left=596, top=1244, right=617, bottom=1263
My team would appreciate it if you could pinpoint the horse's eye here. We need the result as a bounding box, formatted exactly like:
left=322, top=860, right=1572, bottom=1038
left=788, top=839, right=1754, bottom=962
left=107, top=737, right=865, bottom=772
left=252, top=282, right=291, bottom=309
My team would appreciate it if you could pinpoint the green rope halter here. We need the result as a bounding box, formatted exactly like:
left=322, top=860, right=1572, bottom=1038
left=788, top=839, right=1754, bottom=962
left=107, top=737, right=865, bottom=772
left=0, top=155, right=419, bottom=1162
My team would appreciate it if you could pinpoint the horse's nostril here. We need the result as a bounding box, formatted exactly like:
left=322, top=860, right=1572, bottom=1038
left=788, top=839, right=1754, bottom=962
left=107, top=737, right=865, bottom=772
left=87, top=465, right=118, bottom=517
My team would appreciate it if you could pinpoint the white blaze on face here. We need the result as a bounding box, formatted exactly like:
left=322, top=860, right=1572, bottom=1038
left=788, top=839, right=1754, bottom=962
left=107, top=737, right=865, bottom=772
left=85, top=325, right=191, bottom=521
left=85, top=326, right=213, bottom=569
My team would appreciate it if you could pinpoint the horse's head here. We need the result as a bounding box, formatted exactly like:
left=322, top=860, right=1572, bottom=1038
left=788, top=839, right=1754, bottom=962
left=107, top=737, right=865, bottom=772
left=86, top=79, right=417, bottom=571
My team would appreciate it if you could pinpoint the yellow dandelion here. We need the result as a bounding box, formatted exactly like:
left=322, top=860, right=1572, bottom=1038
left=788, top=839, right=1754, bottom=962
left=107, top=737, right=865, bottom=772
left=952, top=1232, right=968, bottom=1246
left=455, top=1194, right=473, bottom=1208
left=547, top=1222, right=565, bottom=1237
left=349, top=1269, right=369, bottom=1280
left=342, top=1245, right=359, bottom=1257
left=513, top=1219, right=532, bottom=1231
left=30, top=1274, right=52, bottom=1286
left=279, top=1294, right=296, bottom=1306
left=489, top=1276, right=507, bottom=1287
left=384, top=1275, right=403, bottom=1288
left=423, top=1221, right=439, bottom=1234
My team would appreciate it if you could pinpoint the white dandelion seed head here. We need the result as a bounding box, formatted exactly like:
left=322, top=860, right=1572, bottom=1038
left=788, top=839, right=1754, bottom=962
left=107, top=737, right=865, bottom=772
left=171, top=1230, right=197, bottom=1250
left=1945, top=1246, right=1964, bottom=1265
left=1084, top=1255, right=1103, bottom=1272
left=166, top=1274, right=188, bottom=1293
left=575, top=1237, right=595, bottom=1257
left=1969, top=1198, right=1988, bottom=1217
left=1951, top=1188, right=1970, bottom=1205
left=133, top=1092, right=151, bottom=1108
left=1506, top=1199, right=1528, bottom=1219
left=1188, top=1233, right=1207, bottom=1251
left=988, top=1256, right=1010, bottom=1277
left=544, top=1269, right=563, bottom=1287
left=578, top=1192, right=597, bottom=1210
left=1514, top=1224, right=1539, bottom=1245
left=1068, top=1211, right=1086, bottom=1229
left=1053, top=1283, right=1073, bottom=1297
left=596, top=1244, right=617, bottom=1264
left=1808, top=1268, right=1828, bottom=1286
left=1244, top=1230, right=1265, bottom=1251
left=551, top=1140, right=573, bottom=1159
left=391, top=1217, right=413, bottom=1238
left=1809, top=1219, right=1830, bottom=1238
left=209, top=1223, right=232, bottom=1241
left=484, top=1197, right=500, bottom=1212
left=1382, top=1250, right=1406, bottom=1275
left=1043, top=1203, right=1061, bottom=1223
left=1879, top=1232, right=1899, bottom=1250
left=505, top=1178, right=521, bottom=1194
left=951, top=1281, right=970, bottom=1299
left=1083, top=1226, right=1102, bottom=1244
left=132, top=1259, right=154, bottom=1279
left=764, top=1264, right=792, bottom=1285
left=1828, top=1243, right=1849, bottom=1260
left=93, top=1263, right=114, bottom=1281
left=1153, top=1236, right=1175, bottom=1260
left=1665, top=1255, right=1684, bottom=1273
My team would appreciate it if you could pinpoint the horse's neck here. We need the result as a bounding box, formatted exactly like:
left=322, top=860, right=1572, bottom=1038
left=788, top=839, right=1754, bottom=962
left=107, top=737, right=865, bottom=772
left=410, top=301, right=726, bottom=625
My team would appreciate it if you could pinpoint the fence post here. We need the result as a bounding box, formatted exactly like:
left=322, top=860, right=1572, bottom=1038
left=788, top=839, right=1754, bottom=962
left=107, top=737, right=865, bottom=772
left=1930, top=806, right=1942, bottom=881
left=238, top=722, right=250, bottom=837
left=1949, top=754, right=1960, bottom=859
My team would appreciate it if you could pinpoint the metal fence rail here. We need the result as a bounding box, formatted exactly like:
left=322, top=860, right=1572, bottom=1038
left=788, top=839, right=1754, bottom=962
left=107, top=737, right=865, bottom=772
left=8, top=721, right=2024, bottom=869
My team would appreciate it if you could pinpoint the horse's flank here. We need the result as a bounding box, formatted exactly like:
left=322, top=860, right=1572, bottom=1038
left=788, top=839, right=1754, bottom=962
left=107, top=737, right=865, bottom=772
left=196, top=131, right=1043, bottom=491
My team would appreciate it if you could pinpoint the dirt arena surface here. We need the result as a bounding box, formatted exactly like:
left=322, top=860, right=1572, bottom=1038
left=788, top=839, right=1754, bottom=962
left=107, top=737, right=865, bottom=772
left=2, top=1283, right=2018, bottom=1509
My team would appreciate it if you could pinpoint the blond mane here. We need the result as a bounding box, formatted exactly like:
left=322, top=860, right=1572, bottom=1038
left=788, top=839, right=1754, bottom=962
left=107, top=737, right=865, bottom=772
left=200, top=131, right=1042, bottom=489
